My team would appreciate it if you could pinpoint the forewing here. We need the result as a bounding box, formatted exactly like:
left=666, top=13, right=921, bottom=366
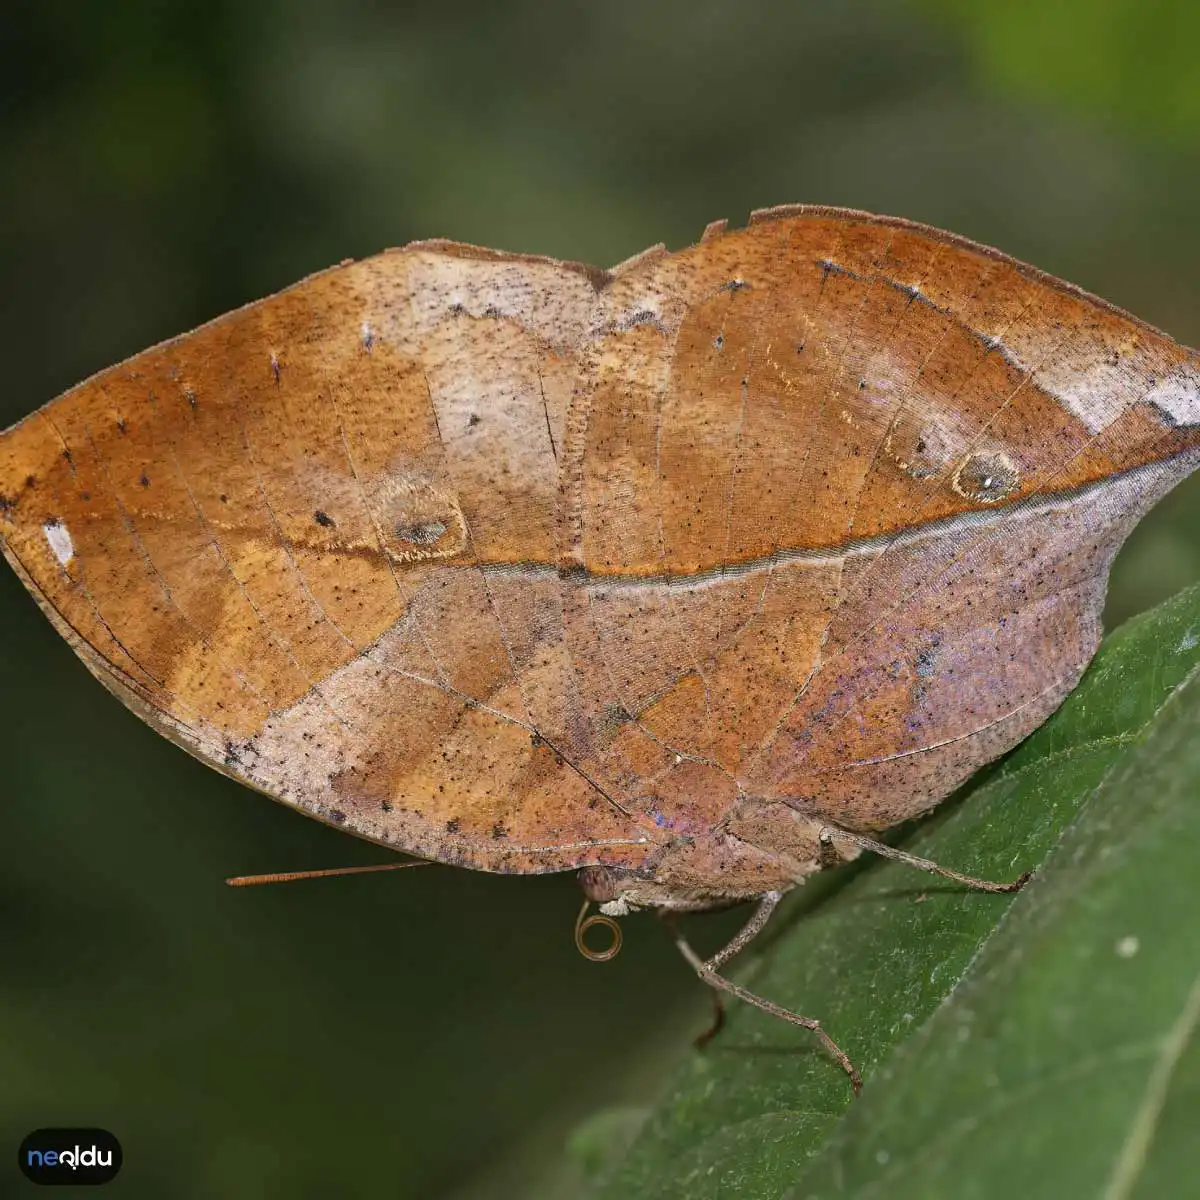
left=0, top=246, right=656, bottom=872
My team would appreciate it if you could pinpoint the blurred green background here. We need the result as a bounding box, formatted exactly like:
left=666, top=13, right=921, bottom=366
left=3, top=2, right=1200, bottom=1196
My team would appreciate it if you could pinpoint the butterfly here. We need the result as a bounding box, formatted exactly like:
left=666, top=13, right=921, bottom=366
left=3, top=205, right=1198, bottom=1091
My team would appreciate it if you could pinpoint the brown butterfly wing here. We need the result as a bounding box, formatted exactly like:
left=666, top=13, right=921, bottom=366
left=0, top=245, right=657, bottom=873
left=2, top=208, right=1199, bottom=886
left=567, top=207, right=1200, bottom=853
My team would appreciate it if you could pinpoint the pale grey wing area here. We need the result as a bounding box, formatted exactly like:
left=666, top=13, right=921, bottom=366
left=743, top=453, right=1200, bottom=829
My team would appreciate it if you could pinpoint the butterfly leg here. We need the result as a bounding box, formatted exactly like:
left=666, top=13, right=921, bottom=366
left=817, top=824, right=1031, bottom=893
left=692, top=990, right=726, bottom=1050
left=669, top=891, right=863, bottom=1094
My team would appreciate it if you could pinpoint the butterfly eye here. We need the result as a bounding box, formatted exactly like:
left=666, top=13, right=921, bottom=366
left=577, top=864, right=620, bottom=902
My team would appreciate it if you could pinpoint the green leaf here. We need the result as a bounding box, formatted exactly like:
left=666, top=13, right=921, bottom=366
left=587, top=584, right=1200, bottom=1199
